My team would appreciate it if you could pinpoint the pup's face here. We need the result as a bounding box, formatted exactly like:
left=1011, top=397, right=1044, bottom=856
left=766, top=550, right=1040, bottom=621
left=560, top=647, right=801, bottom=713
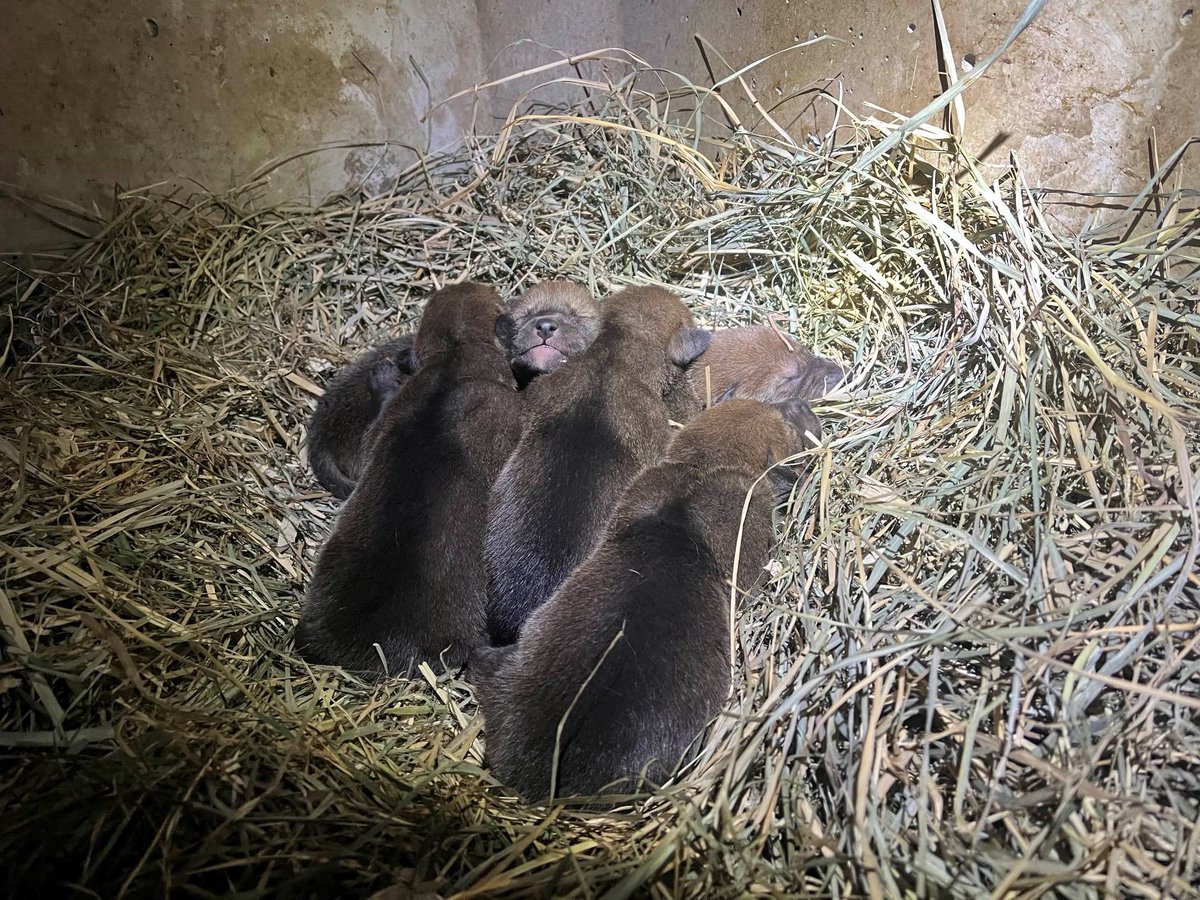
left=768, top=354, right=844, bottom=403
left=700, top=326, right=844, bottom=405
left=496, top=281, right=600, bottom=380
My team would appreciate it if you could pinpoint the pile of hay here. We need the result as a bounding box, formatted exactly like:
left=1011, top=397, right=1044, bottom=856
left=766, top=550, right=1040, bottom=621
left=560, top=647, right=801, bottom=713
left=2, top=54, right=1198, bottom=898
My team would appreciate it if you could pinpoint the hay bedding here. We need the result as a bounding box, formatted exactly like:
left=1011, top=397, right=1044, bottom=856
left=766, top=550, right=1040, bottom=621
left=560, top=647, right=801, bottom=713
left=2, top=52, right=1199, bottom=899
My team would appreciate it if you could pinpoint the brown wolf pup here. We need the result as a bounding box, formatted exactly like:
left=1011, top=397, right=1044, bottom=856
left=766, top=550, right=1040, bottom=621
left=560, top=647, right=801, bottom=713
left=295, top=283, right=522, bottom=677
left=687, top=325, right=844, bottom=406
left=483, top=286, right=709, bottom=647
left=496, top=280, right=600, bottom=387
left=474, top=398, right=822, bottom=800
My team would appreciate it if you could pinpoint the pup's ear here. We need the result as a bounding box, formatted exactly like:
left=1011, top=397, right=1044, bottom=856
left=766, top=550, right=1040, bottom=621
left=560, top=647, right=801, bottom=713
left=393, top=337, right=418, bottom=376
left=766, top=399, right=822, bottom=501
left=773, top=398, right=822, bottom=449
left=667, top=326, right=711, bottom=366
left=494, top=312, right=517, bottom=349
left=712, top=381, right=741, bottom=405
left=765, top=449, right=799, bottom=500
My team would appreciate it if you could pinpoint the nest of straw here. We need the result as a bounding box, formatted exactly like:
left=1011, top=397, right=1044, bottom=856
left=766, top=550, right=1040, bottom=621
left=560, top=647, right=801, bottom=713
left=2, top=54, right=1199, bottom=899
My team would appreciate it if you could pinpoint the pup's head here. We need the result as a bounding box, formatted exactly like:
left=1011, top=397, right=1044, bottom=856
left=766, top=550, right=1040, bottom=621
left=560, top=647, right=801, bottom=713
left=600, top=288, right=708, bottom=356
left=694, top=325, right=844, bottom=406
left=364, top=338, right=417, bottom=401
left=365, top=357, right=404, bottom=402
left=413, top=283, right=504, bottom=364
left=600, top=287, right=711, bottom=415
left=495, top=281, right=600, bottom=383
left=666, top=398, right=822, bottom=494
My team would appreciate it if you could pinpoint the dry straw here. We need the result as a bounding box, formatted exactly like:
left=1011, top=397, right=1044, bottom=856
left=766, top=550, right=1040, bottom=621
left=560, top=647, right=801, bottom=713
left=2, top=44, right=1199, bottom=899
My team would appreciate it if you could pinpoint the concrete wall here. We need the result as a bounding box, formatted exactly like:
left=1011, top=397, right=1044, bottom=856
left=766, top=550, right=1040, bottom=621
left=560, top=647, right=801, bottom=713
left=3, top=1, right=1197, bottom=251
left=1, top=0, right=487, bottom=250
left=620, top=0, right=1199, bottom=226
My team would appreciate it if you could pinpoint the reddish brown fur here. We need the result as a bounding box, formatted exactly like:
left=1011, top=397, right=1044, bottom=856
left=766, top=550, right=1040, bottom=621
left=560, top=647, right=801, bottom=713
left=686, top=325, right=844, bottom=406
left=474, top=399, right=822, bottom=801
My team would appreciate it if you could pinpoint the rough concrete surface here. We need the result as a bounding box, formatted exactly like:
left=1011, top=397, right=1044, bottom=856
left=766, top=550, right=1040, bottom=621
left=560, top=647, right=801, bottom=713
left=2, top=1, right=1197, bottom=250
left=1, top=0, right=485, bottom=250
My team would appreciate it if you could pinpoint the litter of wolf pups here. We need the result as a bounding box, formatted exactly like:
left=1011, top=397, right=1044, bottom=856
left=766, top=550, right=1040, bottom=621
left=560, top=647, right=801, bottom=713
left=2, top=53, right=1199, bottom=898
left=300, top=278, right=837, bottom=800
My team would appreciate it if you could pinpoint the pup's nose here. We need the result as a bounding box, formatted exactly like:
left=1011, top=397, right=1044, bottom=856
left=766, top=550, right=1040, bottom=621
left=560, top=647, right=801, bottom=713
left=535, top=318, right=558, bottom=339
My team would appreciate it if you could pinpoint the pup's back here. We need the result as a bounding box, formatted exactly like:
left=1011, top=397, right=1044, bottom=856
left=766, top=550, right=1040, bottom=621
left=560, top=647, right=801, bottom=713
left=296, top=283, right=522, bottom=677
left=475, top=399, right=822, bottom=800
left=483, top=286, right=710, bottom=647
left=688, top=325, right=844, bottom=406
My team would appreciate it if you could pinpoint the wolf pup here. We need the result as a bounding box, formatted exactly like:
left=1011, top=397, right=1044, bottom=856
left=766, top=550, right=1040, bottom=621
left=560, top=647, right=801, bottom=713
left=483, top=286, right=709, bottom=647
left=307, top=336, right=416, bottom=499
left=296, top=283, right=523, bottom=677
left=496, top=280, right=600, bottom=387
left=474, top=398, right=822, bottom=800
left=687, top=325, right=844, bottom=406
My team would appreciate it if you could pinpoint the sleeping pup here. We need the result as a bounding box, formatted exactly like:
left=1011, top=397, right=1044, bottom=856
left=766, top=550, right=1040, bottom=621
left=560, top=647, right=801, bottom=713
left=483, top=286, right=710, bottom=647
left=474, top=398, right=822, bottom=800
left=295, top=283, right=523, bottom=677
left=687, top=324, right=845, bottom=405
left=307, top=336, right=416, bottom=499
left=496, top=280, right=601, bottom=387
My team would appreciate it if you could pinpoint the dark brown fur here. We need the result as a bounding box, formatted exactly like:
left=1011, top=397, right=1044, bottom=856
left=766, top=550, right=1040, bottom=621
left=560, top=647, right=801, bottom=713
left=474, top=399, right=822, bottom=801
left=307, top=281, right=599, bottom=497
left=295, top=284, right=523, bottom=677
left=496, top=280, right=601, bottom=387
left=687, top=325, right=844, bottom=406
left=308, top=336, right=416, bottom=498
left=483, top=286, right=710, bottom=647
